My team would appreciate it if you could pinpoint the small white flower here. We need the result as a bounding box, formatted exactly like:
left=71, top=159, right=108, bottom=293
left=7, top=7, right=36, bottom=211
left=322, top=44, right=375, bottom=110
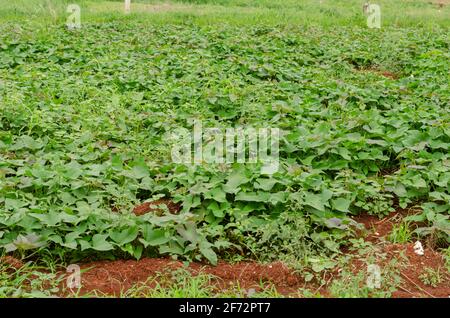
left=413, top=241, right=424, bottom=256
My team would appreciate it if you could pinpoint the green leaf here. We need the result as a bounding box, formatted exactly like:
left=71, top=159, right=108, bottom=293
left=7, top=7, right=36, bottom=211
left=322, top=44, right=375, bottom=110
left=331, top=198, right=351, bottom=212
left=29, top=211, right=62, bottom=227
left=63, top=161, right=83, bottom=180
left=110, top=227, right=138, bottom=245
left=159, top=241, right=184, bottom=255
left=79, top=239, right=91, bottom=251
left=121, top=243, right=143, bottom=259
left=304, top=192, right=325, bottom=211
left=140, top=226, right=169, bottom=247
left=199, top=242, right=217, bottom=265
left=204, top=187, right=227, bottom=203
left=393, top=183, right=407, bottom=197
left=255, top=178, right=278, bottom=191
left=91, top=234, right=114, bottom=251
left=207, top=201, right=226, bottom=218
left=111, top=155, right=123, bottom=171
left=5, top=198, right=27, bottom=210
left=235, top=191, right=270, bottom=202
left=176, top=222, right=200, bottom=244
left=130, top=163, right=149, bottom=179
left=223, top=171, right=249, bottom=194
left=30, top=167, right=54, bottom=180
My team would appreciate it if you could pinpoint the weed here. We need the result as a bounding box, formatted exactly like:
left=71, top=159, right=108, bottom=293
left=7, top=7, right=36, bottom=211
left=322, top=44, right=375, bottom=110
left=0, top=259, right=62, bottom=297
left=328, top=258, right=402, bottom=298
left=444, top=247, right=450, bottom=272
left=388, top=222, right=413, bottom=244
left=419, top=267, right=443, bottom=288
left=117, top=268, right=283, bottom=298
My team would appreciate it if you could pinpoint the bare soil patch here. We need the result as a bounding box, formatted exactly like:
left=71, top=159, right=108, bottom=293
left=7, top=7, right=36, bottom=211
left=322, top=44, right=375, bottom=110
left=355, top=67, right=400, bottom=80
left=391, top=243, right=449, bottom=298
left=66, top=258, right=306, bottom=297
left=64, top=240, right=449, bottom=297
left=133, top=198, right=181, bottom=216
left=0, top=255, right=24, bottom=271
left=352, top=206, right=422, bottom=242
left=63, top=212, right=449, bottom=298
left=4, top=210, right=447, bottom=298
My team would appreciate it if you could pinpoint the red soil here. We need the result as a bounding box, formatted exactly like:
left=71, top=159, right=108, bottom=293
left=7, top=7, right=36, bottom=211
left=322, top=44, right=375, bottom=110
left=353, top=207, right=421, bottom=242
left=71, top=259, right=306, bottom=297
left=353, top=210, right=449, bottom=298
left=392, top=243, right=449, bottom=298
left=133, top=198, right=181, bottom=216
left=2, top=207, right=448, bottom=298
left=356, top=67, right=399, bottom=80
left=0, top=255, right=24, bottom=272
left=379, top=71, right=399, bottom=79
left=62, top=240, right=448, bottom=298
left=64, top=207, right=448, bottom=297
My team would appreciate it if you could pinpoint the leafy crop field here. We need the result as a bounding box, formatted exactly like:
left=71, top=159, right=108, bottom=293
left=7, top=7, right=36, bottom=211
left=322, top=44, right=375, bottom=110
left=0, top=0, right=449, bottom=298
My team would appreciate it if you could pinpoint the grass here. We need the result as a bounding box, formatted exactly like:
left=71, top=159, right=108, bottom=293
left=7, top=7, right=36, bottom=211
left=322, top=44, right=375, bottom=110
left=328, top=261, right=402, bottom=298
left=388, top=221, right=413, bottom=244
left=445, top=247, right=450, bottom=271
left=0, top=0, right=449, bottom=28
left=0, top=257, right=62, bottom=297
left=418, top=267, right=443, bottom=288
left=122, top=269, right=217, bottom=298
left=72, top=267, right=284, bottom=298
left=295, top=239, right=407, bottom=298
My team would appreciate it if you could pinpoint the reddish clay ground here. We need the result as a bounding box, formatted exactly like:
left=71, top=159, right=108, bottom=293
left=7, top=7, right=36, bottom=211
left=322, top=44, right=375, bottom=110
left=0, top=255, right=24, bottom=272
left=67, top=243, right=448, bottom=297
left=352, top=209, right=449, bottom=297
left=66, top=206, right=448, bottom=298
left=72, top=259, right=307, bottom=297
left=352, top=207, right=419, bottom=242
left=392, top=243, right=449, bottom=298
left=133, top=198, right=181, bottom=216
left=355, top=67, right=400, bottom=80
left=2, top=206, right=448, bottom=298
